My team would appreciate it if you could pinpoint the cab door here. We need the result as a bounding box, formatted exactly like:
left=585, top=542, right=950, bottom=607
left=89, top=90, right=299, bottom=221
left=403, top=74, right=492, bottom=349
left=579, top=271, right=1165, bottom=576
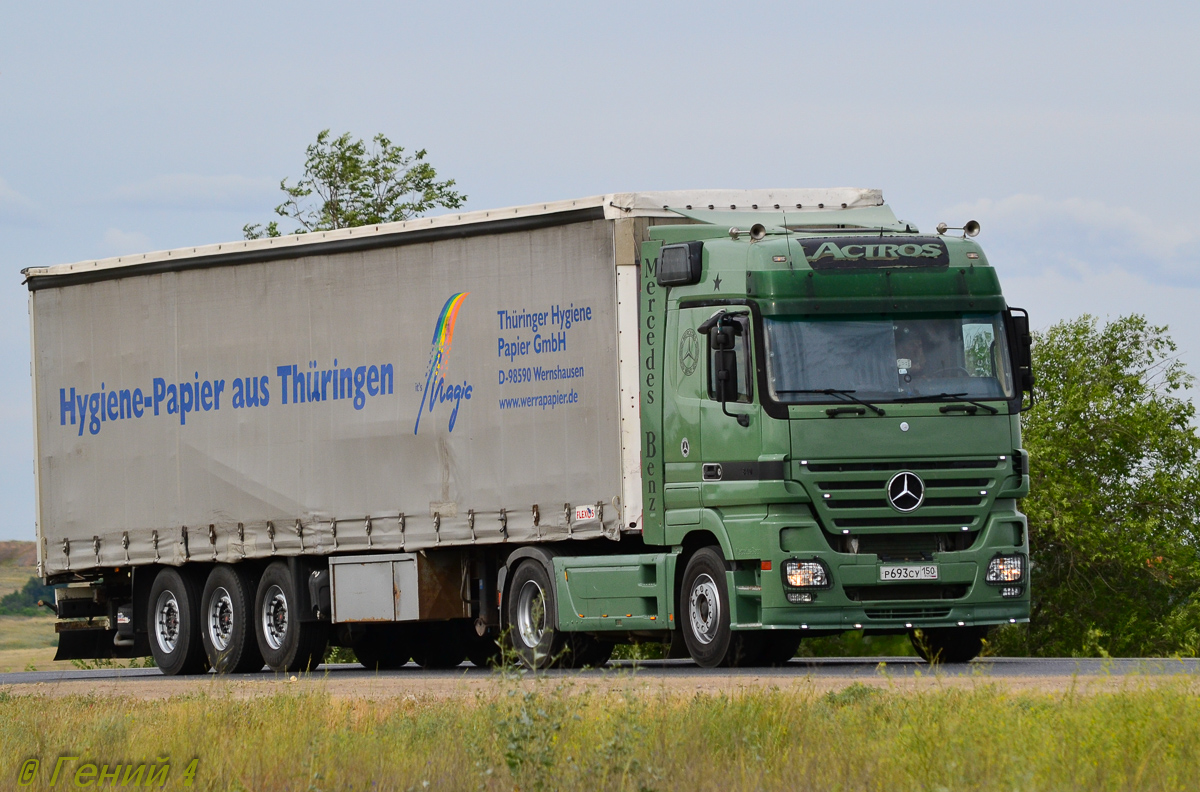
left=662, top=306, right=708, bottom=526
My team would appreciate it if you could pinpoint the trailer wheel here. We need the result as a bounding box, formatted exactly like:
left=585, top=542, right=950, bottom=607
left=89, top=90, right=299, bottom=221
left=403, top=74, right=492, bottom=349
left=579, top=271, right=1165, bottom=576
left=411, top=621, right=467, bottom=669
left=200, top=565, right=264, bottom=674
left=909, top=626, right=988, bottom=664
left=504, top=560, right=567, bottom=669
left=148, top=567, right=208, bottom=676
left=353, top=625, right=411, bottom=670
left=254, top=562, right=327, bottom=673
left=681, top=547, right=761, bottom=668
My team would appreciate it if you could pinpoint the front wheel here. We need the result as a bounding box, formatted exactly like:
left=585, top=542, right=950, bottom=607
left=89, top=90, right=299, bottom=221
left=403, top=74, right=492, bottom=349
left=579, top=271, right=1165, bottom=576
left=755, top=632, right=802, bottom=667
left=254, top=562, right=328, bottom=673
left=910, top=627, right=988, bottom=664
left=680, top=547, right=759, bottom=668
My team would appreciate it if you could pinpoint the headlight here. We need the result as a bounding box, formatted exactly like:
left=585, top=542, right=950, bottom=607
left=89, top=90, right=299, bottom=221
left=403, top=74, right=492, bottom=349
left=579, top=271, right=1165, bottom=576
left=783, top=559, right=830, bottom=589
left=986, top=554, right=1025, bottom=584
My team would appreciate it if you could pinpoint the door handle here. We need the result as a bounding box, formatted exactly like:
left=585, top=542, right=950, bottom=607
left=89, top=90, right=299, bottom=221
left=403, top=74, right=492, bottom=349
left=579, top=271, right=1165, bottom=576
left=702, top=463, right=723, bottom=481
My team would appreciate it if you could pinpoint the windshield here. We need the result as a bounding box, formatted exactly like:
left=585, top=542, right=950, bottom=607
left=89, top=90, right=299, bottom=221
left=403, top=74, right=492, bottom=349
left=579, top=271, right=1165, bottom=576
left=764, top=313, right=1014, bottom=403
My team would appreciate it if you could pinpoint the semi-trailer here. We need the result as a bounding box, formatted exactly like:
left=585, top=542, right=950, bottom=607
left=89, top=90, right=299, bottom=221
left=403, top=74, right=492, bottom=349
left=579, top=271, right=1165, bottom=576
left=23, top=188, right=1033, bottom=673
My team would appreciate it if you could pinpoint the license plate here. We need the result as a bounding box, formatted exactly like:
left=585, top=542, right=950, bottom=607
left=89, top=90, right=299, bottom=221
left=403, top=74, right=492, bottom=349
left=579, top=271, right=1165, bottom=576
left=879, top=564, right=938, bottom=582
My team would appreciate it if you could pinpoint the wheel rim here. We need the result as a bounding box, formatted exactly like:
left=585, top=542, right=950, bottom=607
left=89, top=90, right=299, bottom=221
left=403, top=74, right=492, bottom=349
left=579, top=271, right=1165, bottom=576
left=154, top=590, right=181, bottom=654
left=261, top=584, right=289, bottom=651
left=689, top=573, right=721, bottom=646
left=515, top=579, right=547, bottom=649
left=207, top=586, right=235, bottom=653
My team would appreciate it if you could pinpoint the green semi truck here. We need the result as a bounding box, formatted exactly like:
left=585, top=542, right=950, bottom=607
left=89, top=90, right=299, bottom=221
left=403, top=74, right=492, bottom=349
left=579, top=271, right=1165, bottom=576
left=27, top=189, right=1031, bottom=673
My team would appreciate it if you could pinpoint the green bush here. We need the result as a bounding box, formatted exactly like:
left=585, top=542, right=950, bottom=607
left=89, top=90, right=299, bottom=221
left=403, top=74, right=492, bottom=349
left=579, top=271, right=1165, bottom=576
left=994, top=314, right=1200, bottom=657
left=0, top=576, right=54, bottom=617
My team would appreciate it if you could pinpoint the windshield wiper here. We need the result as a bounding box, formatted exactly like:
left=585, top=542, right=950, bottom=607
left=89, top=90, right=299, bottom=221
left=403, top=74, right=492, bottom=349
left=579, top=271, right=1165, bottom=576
left=778, top=389, right=886, bottom=416
left=893, top=392, right=999, bottom=414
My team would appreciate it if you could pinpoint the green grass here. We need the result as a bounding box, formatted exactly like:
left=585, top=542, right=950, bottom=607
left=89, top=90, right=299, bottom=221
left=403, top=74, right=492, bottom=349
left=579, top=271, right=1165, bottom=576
left=0, top=616, right=57, bottom=651
left=1, top=677, right=1198, bottom=790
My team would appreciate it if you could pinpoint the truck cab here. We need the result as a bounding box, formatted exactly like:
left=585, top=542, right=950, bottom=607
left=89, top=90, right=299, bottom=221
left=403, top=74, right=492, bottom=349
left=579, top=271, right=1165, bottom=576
left=620, top=206, right=1032, bottom=665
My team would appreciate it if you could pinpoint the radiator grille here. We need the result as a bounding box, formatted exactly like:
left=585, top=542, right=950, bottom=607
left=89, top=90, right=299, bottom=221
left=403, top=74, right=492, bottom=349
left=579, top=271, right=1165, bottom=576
left=798, top=456, right=1007, bottom=534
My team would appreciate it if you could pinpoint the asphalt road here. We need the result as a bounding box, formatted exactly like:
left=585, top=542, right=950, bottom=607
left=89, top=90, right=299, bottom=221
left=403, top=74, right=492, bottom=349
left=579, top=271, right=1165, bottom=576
left=1, top=656, right=1196, bottom=687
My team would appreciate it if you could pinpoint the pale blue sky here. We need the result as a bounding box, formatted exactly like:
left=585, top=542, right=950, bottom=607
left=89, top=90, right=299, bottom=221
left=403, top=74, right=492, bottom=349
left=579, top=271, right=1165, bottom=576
left=1, top=1, right=1197, bottom=539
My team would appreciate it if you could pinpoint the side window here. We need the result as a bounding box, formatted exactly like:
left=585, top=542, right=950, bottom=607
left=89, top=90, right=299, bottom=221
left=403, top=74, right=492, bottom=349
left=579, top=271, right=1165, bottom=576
left=707, top=316, right=753, bottom=403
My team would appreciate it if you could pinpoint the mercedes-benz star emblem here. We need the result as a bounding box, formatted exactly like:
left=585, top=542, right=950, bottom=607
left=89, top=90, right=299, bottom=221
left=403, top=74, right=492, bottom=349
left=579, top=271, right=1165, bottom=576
left=886, top=471, right=925, bottom=512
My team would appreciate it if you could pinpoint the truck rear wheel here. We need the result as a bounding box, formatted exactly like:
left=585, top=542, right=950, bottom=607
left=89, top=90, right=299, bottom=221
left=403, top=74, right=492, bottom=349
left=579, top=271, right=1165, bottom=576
left=910, top=626, right=988, bottom=664
left=201, top=564, right=264, bottom=674
left=148, top=567, right=208, bottom=676
left=254, top=562, right=328, bottom=673
left=680, top=547, right=759, bottom=668
left=505, top=560, right=568, bottom=669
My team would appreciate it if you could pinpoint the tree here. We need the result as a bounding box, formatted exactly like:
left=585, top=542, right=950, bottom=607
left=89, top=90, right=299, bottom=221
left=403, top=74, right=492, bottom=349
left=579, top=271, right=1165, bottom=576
left=243, top=130, right=466, bottom=239
left=992, top=314, right=1200, bottom=657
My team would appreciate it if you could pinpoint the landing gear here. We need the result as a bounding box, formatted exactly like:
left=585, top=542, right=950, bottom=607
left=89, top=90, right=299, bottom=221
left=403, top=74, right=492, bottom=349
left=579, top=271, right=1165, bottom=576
left=464, top=625, right=502, bottom=668
left=909, top=626, right=989, bottom=664
left=254, top=562, right=328, bottom=673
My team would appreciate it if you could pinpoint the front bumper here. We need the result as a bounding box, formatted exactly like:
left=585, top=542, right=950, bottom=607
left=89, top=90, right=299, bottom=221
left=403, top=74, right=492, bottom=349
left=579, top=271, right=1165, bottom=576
left=731, top=502, right=1031, bottom=632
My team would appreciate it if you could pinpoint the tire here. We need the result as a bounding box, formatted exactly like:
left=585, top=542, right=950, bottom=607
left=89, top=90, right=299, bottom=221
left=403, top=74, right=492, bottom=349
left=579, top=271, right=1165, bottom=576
left=200, top=564, right=264, bottom=674
left=504, top=560, right=568, bottom=669
left=411, top=621, right=467, bottom=669
left=353, top=625, right=411, bottom=671
left=680, top=547, right=759, bottom=668
left=910, top=626, right=988, bottom=664
left=148, top=567, right=209, bottom=676
left=254, top=561, right=328, bottom=673
left=755, top=632, right=803, bottom=667
left=565, top=634, right=614, bottom=669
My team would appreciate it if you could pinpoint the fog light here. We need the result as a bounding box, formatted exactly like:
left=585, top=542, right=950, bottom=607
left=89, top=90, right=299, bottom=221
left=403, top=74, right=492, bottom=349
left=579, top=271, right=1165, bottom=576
left=783, top=559, right=830, bottom=589
left=1001, top=586, right=1023, bottom=598
left=787, top=592, right=814, bottom=604
left=986, top=554, right=1024, bottom=584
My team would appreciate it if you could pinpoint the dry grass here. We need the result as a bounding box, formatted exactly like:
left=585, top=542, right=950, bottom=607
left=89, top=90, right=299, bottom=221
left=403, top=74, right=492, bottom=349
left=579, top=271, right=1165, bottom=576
left=1, top=672, right=1198, bottom=791
left=0, top=540, right=38, bottom=600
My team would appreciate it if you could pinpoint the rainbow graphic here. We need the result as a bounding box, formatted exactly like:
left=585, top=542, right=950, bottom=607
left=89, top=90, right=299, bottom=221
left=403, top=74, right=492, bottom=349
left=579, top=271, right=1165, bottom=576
left=414, top=292, right=469, bottom=434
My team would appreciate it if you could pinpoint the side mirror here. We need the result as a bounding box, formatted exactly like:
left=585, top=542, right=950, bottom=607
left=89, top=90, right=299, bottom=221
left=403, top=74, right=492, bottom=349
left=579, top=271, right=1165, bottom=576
left=1007, top=308, right=1036, bottom=406
left=709, top=324, right=750, bottom=426
left=710, top=327, right=736, bottom=402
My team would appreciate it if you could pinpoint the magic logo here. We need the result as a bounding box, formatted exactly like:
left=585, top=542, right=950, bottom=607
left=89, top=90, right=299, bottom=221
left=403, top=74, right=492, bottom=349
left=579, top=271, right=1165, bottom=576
left=414, top=293, right=474, bottom=434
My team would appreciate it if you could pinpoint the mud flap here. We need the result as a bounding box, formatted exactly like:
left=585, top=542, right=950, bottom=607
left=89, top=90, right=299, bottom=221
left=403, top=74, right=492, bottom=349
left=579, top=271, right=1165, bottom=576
left=54, top=629, right=149, bottom=660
